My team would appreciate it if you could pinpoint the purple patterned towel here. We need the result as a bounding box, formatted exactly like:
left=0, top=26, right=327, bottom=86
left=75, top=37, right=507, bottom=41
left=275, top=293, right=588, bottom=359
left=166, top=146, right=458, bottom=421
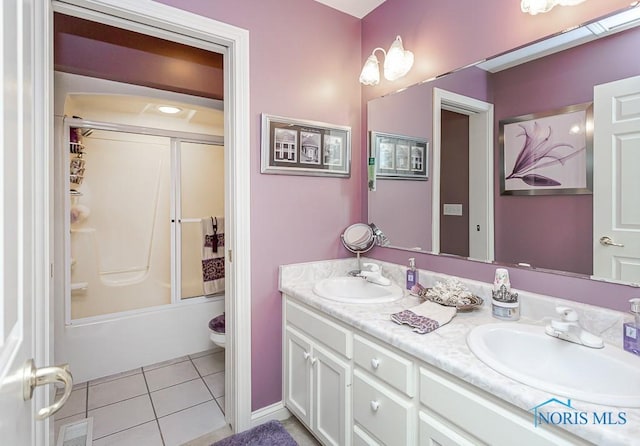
left=391, top=301, right=456, bottom=334
left=212, top=420, right=297, bottom=446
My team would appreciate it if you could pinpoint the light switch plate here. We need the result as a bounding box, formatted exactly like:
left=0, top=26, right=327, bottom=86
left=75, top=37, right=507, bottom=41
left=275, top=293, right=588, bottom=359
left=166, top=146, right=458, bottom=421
left=443, top=204, right=463, bottom=216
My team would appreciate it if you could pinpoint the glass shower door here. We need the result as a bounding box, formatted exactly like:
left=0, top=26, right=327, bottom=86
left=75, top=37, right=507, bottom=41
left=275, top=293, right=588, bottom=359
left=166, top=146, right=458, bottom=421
left=177, top=141, right=225, bottom=300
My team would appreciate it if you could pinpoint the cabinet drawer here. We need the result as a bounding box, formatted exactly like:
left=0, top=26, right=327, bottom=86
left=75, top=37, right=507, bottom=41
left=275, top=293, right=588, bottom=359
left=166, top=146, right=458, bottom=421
left=353, top=369, right=415, bottom=446
left=285, top=299, right=352, bottom=358
left=354, top=334, right=414, bottom=397
left=353, top=425, right=382, bottom=446
left=419, top=367, right=589, bottom=446
left=419, top=411, right=484, bottom=446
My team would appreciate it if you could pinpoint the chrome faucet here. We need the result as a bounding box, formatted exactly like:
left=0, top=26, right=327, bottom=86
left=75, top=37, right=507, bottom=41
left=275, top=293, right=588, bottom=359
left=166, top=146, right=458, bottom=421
left=544, top=306, right=604, bottom=349
left=357, top=262, right=391, bottom=286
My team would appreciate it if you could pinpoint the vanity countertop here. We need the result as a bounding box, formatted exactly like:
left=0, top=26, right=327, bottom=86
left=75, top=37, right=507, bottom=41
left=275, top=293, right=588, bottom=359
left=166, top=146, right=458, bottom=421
left=280, top=258, right=640, bottom=446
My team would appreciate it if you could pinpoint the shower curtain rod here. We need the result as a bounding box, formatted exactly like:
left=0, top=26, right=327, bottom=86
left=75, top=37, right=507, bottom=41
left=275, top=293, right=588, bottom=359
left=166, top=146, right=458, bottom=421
left=63, top=116, right=224, bottom=146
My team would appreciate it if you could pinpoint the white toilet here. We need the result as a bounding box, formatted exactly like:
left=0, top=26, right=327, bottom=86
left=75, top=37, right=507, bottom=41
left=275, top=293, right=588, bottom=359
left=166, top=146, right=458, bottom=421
left=208, top=313, right=226, bottom=348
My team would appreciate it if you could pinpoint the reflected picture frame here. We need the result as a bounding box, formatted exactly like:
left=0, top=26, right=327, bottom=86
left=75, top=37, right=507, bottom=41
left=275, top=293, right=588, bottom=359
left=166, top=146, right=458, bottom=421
left=261, top=114, right=351, bottom=177
left=370, top=131, right=429, bottom=180
left=499, top=102, right=593, bottom=196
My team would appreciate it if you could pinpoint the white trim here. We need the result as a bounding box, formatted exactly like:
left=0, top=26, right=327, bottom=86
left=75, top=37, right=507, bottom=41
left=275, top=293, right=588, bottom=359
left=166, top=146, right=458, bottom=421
left=432, top=88, right=494, bottom=261
left=250, top=401, right=292, bottom=427
left=51, top=0, right=252, bottom=432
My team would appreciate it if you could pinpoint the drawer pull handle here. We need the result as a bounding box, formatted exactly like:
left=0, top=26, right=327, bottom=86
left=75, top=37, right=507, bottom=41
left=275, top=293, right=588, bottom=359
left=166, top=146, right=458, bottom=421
left=370, top=400, right=380, bottom=411
left=303, top=351, right=311, bottom=360
left=370, top=358, right=380, bottom=369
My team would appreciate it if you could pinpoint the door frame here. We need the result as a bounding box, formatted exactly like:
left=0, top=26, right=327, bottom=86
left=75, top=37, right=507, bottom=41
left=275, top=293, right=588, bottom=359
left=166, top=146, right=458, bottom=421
left=432, top=88, right=495, bottom=262
left=48, top=0, right=252, bottom=432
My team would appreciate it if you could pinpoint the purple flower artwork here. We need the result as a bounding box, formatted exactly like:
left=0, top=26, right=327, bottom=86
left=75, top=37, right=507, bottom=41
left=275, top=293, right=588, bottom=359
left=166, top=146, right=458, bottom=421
left=500, top=105, right=592, bottom=195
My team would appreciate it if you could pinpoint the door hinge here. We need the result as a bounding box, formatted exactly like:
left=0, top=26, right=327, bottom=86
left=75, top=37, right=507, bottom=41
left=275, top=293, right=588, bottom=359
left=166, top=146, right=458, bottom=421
left=228, top=249, right=233, bottom=263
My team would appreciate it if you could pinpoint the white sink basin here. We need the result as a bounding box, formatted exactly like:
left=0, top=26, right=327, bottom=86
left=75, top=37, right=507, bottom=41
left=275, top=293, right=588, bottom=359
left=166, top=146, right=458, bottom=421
left=467, top=323, right=640, bottom=407
left=313, top=277, right=403, bottom=304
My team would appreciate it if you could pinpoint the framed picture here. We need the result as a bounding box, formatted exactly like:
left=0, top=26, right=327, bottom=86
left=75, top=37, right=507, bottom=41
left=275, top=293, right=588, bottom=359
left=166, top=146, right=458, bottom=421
left=500, top=103, right=593, bottom=195
left=370, top=131, right=429, bottom=180
left=261, top=114, right=351, bottom=177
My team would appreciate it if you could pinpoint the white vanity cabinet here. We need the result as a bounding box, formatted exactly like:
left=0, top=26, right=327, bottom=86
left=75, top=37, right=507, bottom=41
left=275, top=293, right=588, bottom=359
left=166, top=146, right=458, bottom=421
left=284, top=299, right=352, bottom=446
left=283, top=295, right=591, bottom=446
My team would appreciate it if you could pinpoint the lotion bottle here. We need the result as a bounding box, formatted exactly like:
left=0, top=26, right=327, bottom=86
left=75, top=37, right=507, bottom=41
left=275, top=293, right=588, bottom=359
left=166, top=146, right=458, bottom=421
left=623, top=298, right=640, bottom=355
left=406, top=258, right=418, bottom=290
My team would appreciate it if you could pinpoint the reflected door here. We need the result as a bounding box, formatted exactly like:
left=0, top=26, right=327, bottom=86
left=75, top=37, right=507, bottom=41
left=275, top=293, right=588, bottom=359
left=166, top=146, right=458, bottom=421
left=593, top=75, right=640, bottom=283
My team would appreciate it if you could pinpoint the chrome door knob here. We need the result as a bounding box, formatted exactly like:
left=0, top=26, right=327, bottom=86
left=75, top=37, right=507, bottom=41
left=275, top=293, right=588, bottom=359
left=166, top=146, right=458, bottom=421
left=23, top=359, right=73, bottom=420
left=599, top=236, right=624, bottom=247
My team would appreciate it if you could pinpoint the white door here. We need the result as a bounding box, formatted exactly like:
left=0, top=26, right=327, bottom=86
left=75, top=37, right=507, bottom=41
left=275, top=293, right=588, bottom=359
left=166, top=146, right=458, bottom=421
left=593, top=75, right=640, bottom=283
left=1, top=1, right=71, bottom=444
left=313, top=344, right=350, bottom=446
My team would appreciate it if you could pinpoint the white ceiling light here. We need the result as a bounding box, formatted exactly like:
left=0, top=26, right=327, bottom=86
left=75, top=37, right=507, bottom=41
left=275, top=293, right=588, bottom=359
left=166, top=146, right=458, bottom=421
left=157, top=105, right=182, bottom=114
left=360, top=36, right=414, bottom=86
left=521, top=0, right=587, bottom=15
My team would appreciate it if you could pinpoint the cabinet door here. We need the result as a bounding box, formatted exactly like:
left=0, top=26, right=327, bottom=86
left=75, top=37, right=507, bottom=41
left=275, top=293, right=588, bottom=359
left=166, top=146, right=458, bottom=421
left=285, top=327, right=313, bottom=427
left=314, top=343, right=351, bottom=446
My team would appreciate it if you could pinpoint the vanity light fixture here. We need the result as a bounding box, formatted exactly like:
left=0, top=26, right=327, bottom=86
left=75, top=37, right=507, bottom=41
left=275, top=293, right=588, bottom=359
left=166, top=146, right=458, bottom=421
left=521, top=0, right=587, bottom=15
left=157, top=105, right=182, bottom=114
left=359, top=35, right=414, bottom=86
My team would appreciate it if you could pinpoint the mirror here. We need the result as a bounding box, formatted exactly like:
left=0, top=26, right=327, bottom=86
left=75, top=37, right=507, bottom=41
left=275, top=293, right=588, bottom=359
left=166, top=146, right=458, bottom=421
left=367, top=6, right=640, bottom=284
left=341, top=223, right=376, bottom=253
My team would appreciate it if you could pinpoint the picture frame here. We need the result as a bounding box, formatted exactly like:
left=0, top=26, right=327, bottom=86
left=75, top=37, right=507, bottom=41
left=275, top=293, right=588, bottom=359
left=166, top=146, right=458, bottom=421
left=261, top=114, right=351, bottom=177
left=499, top=102, right=593, bottom=196
left=370, top=131, right=429, bottom=180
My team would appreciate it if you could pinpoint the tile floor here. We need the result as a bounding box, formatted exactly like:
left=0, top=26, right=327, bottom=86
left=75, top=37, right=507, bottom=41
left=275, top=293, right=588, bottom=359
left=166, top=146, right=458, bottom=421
left=54, top=349, right=226, bottom=446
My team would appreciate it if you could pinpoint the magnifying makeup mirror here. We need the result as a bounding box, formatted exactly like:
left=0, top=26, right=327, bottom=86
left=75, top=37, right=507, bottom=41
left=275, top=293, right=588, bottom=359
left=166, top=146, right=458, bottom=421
left=341, top=223, right=389, bottom=275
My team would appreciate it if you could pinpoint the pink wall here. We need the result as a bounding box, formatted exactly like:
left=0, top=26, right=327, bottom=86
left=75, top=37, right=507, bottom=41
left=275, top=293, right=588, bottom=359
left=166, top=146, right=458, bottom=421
left=363, top=0, right=640, bottom=314
left=155, top=0, right=362, bottom=411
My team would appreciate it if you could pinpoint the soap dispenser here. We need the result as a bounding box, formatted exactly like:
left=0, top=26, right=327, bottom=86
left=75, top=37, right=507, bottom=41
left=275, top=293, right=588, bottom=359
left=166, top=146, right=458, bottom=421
left=406, top=258, right=418, bottom=290
left=623, top=298, right=640, bottom=355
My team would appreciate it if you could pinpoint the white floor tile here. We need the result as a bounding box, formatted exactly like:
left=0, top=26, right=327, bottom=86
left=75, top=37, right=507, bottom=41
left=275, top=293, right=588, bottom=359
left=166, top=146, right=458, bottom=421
left=92, top=420, right=163, bottom=446
left=89, top=394, right=155, bottom=439
left=216, top=397, right=225, bottom=415
left=54, top=387, right=86, bottom=419
left=88, top=373, right=148, bottom=410
left=142, top=356, right=189, bottom=372
left=191, top=352, right=224, bottom=376
left=144, top=360, right=200, bottom=392
left=203, top=371, right=225, bottom=398
left=158, top=401, right=226, bottom=446
left=150, top=378, right=212, bottom=418
left=89, top=368, right=142, bottom=386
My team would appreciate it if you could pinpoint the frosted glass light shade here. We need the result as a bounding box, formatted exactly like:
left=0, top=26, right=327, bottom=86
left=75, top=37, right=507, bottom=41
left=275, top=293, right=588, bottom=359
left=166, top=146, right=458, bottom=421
left=383, top=36, right=414, bottom=81
left=521, top=0, right=587, bottom=15
left=359, top=54, right=381, bottom=86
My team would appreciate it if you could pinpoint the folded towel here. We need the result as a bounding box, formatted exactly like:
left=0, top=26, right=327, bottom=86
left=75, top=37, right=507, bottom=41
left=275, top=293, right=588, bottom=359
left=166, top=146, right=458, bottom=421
left=391, top=301, right=456, bottom=334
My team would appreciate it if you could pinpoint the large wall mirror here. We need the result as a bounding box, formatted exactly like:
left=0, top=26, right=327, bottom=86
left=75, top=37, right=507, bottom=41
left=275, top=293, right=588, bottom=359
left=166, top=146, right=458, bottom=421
left=367, top=6, right=640, bottom=285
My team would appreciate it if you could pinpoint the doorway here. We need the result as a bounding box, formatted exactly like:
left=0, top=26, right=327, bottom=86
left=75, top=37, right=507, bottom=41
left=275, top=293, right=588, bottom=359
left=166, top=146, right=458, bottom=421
left=432, top=88, right=495, bottom=262
left=50, top=0, right=252, bottom=432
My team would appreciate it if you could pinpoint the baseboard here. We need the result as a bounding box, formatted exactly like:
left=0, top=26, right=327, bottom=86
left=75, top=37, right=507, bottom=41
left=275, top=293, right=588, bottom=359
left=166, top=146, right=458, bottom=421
left=250, top=401, right=291, bottom=427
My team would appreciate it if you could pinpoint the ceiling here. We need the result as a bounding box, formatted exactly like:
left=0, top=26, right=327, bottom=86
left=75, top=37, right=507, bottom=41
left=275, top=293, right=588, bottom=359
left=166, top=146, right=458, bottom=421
left=312, top=0, right=387, bottom=18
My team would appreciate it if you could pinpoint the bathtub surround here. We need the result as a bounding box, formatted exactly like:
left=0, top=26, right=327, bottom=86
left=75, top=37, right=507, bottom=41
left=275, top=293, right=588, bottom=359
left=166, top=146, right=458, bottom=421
left=280, top=258, right=637, bottom=445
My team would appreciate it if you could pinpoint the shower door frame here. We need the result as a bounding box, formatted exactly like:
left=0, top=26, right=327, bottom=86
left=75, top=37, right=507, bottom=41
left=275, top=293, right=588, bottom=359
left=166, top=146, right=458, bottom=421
left=62, top=118, right=225, bottom=323
left=52, top=0, right=252, bottom=432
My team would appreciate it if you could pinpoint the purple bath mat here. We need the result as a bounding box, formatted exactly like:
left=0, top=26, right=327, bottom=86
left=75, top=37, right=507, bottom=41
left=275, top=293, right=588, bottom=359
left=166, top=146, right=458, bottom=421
left=212, top=420, right=297, bottom=446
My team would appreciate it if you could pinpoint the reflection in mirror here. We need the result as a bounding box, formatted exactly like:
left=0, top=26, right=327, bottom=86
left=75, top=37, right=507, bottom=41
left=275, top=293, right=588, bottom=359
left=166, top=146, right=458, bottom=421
left=367, top=6, right=640, bottom=285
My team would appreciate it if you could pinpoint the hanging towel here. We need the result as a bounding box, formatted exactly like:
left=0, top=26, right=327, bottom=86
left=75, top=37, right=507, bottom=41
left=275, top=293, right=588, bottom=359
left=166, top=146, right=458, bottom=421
left=201, top=216, right=225, bottom=295
left=390, top=301, right=456, bottom=334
